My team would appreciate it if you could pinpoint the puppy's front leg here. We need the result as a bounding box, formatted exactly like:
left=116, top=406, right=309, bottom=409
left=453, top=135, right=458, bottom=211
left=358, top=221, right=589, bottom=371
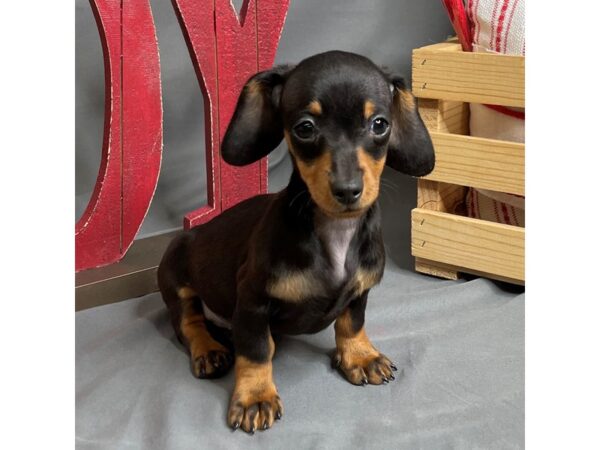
left=228, top=291, right=282, bottom=434
left=333, top=290, right=397, bottom=385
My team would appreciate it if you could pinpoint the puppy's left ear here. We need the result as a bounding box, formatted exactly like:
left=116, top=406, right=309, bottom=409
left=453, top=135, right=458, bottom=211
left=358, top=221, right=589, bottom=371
left=386, top=76, right=435, bottom=177
left=221, top=65, right=294, bottom=166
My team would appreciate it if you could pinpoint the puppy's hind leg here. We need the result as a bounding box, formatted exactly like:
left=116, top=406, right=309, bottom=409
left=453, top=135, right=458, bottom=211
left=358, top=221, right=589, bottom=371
left=157, top=241, right=233, bottom=379
left=176, top=287, right=234, bottom=378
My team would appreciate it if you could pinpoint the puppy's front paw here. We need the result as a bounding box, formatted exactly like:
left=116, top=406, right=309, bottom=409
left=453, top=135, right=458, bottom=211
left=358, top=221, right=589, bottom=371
left=333, top=349, right=397, bottom=386
left=228, top=384, right=283, bottom=434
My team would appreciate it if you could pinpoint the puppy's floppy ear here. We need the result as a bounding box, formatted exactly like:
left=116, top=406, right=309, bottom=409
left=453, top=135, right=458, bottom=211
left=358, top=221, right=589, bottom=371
left=386, top=76, right=435, bottom=177
left=221, top=65, right=294, bottom=166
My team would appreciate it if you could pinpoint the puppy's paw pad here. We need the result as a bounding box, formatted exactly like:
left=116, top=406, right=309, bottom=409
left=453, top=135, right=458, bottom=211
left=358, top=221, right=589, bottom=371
left=191, top=350, right=233, bottom=379
left=228, top=391, right=283, bottom=434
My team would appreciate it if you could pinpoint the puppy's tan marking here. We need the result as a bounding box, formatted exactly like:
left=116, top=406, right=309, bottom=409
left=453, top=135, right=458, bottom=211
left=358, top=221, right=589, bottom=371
left=334, top=309, right=394, bottom=385
left=246, top=79, right=262, bottom=96
left=353, top=268, right=382, bottom=296
left=178, top=288, right=230, bottom=378
left=399, top=89, right=416, bottom=110
left=335, top=311, right=379, bottom=371
left=285, top=131, right=340, bottom=215
left=228, top=336, right=282, bottom=432
left=267, top=270, right=322, bottom=302
left=240, top=79, right=266, bottom=118
left=177, top=286, right=196, bottom=300
left=308, top=99, right=322, bottom=115
left=357, top=147, right=386, bottom=209
left=363, top=99, right=376, bottom=119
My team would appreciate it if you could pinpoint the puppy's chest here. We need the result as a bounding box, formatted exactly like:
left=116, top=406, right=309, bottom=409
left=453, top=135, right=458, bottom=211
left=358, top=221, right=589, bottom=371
left=316, top=216, right=358, bottom=286
left=266, top=216, right=381, bottom=304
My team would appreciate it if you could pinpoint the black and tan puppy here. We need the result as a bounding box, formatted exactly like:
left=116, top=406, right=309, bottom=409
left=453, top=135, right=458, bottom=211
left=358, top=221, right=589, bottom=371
left=157, top=51, right=434, bottom=434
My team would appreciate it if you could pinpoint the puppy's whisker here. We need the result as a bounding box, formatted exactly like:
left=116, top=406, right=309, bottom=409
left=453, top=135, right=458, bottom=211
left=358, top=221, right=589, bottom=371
left=380, top=180, right=400, bottom=194
left=379, top=188, right=394, bottom=205
left=380, top=182, right=398, bottom=194
left=380, top=185, right=398, bottom=201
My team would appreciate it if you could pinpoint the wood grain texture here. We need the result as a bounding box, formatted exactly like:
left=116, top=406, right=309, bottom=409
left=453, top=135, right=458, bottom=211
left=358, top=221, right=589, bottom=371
left=122, top=0, right=163, bottom=250
left=415, top=97, right=467, bottom=280
left=415, top=257, right=459, bottom=280
left=416, top=257, right=523, bottom=285
left=412, top=43, right=524, bottom=107
left=412, top=208, right=525, bottom=282
left=173, top=0, right=289, bottom=228
left=418, top=98, right=469, bottom=135
left=215, top=0, right=261, bottom=211
left=412, top=40, right=525, bottom=284
left=76, top=0, right=162, bottom=272
left=417, top=179, right=466, bottom=214
left=417, top=98, right=439, bottom=130
left=423, top=132, right=525, bottom=195
left=438, top=100, right=469, bottom=135
left=415, top=179, right=466, bottom=280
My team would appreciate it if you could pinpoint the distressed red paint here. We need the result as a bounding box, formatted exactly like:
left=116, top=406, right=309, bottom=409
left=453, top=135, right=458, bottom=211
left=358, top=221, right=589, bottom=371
left=75, top=0, right=163, bottom=272
left=76, top=0, right=289, bottom=271
left=173, top=0, right=289, bottom=228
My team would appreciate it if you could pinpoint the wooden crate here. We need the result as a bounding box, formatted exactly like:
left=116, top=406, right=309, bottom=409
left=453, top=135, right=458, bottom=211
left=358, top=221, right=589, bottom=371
left=411, top=40, right=525, bottom=285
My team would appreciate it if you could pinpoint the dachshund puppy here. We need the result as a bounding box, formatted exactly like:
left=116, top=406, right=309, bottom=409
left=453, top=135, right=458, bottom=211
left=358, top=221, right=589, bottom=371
left=157, top=50, right=434, bottom=434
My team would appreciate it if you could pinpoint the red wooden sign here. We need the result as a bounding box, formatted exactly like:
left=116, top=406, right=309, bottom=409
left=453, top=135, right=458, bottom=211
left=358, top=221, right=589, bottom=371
left=75, top=0, right=163, bottom=272
left=173, top=0, right=289, bottom=228
left=76, top=0, right=289, bottom=272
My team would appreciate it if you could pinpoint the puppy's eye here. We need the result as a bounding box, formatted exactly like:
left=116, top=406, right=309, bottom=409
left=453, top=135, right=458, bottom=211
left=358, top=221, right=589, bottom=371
left=293, top=120, right=316, bottom=140
left=370, top=117, right=390, bottom=136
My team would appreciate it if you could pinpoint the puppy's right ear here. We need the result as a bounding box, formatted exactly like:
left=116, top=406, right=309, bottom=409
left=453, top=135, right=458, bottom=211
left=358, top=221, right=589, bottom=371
left=221, top=65, right=294, bottom=166
left=385, top=76, right=435, bottom=177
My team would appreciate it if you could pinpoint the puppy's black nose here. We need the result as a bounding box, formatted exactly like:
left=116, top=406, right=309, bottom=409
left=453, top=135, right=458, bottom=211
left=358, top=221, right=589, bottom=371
left=331, top=179, right=363, bottom=205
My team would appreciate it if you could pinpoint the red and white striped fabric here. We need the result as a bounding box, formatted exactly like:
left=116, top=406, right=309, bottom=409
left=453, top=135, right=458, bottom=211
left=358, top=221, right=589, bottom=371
left=466, top=189, right=525, bottom=227
left=469, top=0, right=525, bottom=55
left=466, top=0, right=525, bottom=226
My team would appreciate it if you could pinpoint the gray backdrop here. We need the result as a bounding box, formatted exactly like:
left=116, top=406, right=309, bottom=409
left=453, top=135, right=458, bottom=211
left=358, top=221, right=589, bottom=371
left=75, top=0, right=453, bottom=238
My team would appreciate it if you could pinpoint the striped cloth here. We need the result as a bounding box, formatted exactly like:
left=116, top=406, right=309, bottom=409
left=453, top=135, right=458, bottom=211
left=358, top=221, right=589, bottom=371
left=466, top=0, right=525, bottom=226
left=469, top=0, right=525, bottom=55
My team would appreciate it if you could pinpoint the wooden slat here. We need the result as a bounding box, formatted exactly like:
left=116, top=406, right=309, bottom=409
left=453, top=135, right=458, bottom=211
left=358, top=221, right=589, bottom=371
left=412, top=43, right=524, bottom=107
left=415, top=96, right=468, bottom=282
left=415, top=257, right=460, bottom=281
left=411, top=208, right=524, bottom=282
left=416, top=257, right=523, bottom=285
left=417, top=179, right=466, bottom=214
left=418, top=99, right=469, bottom=135
left=438, top=100, right=469, bottom=135
left=415, top=180, right=467, bottom=280
left=417, top=40, right=462, bottom=52
left=417, top=98, right=439, bottom=130
left=423, top=132, right=525, bottom=195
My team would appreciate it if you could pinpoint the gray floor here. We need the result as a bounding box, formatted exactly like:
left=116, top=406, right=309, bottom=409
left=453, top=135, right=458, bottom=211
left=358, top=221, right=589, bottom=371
left=76, top=169, right=525, bottom=449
